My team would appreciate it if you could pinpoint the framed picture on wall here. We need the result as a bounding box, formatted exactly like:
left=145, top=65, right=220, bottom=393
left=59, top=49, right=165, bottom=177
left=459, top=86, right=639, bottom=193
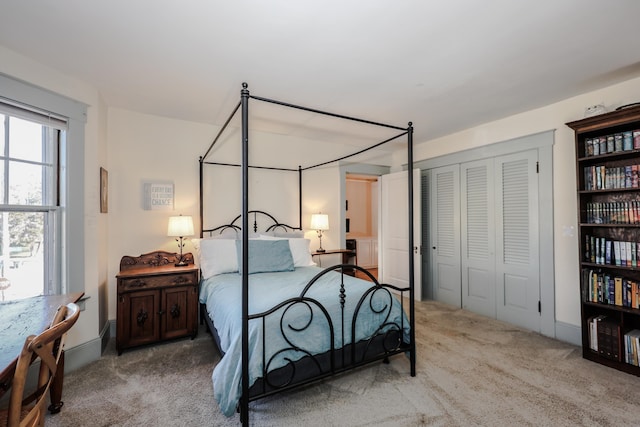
left=100, top=167, right=108, bottom=213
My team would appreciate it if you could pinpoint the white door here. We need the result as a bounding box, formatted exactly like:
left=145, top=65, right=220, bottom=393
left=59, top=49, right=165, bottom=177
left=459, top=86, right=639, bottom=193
left=461, top=159, right=496, bottom=318
left=380, top=169, right=421, bottom=300
left=430, top=165, right=461, bottom=307
left=495, top=150, right=540, bottom=331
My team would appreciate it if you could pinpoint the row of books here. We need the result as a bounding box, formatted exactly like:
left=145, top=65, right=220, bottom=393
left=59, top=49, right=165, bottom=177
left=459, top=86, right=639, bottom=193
left=584, top=235, right=640, bottom=267
left=587, top=315, right=621, bottom=361
left=586, top=201, right=640, bottom=224
left=625, top=329, right=640, bottom=366
left=584, top=130, right=640, bottom=157
left=583, top=164, right=640, bottom=190
left=582, top=269, right=640, bottom=308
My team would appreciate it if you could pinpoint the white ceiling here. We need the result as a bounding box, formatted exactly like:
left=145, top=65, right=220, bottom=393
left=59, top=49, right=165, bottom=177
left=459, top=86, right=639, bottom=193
left=2, top=0, right=640, bottom=148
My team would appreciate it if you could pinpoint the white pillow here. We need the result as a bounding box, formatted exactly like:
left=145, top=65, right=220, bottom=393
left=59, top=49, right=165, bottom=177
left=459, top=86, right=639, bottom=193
left=192, top=238, right=238, bottom=279
left=288, top=238, right=316, bottom=267
left=259, top=236, right=315, bottom=267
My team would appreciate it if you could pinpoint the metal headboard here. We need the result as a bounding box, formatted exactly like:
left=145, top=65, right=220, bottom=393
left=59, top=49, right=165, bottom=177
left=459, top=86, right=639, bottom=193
left=202, top=210, right=301, bottom=237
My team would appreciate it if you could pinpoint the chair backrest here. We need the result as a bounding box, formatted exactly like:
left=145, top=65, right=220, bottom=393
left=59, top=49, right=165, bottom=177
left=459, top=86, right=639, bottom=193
left=6, top=302, right=80, bottom=427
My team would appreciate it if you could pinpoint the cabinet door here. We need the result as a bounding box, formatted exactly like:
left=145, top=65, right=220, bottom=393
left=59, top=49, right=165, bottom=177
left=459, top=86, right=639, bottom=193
left=122, top=289, right=161, bottom=348
left=162, top=285, right=197, bottom=340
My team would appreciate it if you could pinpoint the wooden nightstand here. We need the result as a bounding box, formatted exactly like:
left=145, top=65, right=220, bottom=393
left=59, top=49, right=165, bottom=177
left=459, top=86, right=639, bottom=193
left=116, top=251, right=199, bottom=355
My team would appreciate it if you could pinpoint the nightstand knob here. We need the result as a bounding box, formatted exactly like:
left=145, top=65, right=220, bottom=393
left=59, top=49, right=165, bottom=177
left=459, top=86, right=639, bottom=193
left=136, top=310, right=148, bottom=326
left=170, top=303, right=180, bottom=318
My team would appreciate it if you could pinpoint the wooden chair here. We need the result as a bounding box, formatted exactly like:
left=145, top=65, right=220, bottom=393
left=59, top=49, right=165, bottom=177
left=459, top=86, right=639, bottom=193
left=0, top=303, right=80, bottom=427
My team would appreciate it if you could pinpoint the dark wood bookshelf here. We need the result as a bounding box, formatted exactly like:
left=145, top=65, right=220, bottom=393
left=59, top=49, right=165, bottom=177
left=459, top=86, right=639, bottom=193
left=567, top=105, right=640, bottom=376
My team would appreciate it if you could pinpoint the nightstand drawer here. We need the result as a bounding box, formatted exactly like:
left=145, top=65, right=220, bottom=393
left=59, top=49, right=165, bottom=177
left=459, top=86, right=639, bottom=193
left=120, top=271, right=197, bottom=291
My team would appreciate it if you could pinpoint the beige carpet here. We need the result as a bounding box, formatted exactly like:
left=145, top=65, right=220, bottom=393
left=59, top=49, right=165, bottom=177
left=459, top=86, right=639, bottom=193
left=44, top=300, right=640, bottom=426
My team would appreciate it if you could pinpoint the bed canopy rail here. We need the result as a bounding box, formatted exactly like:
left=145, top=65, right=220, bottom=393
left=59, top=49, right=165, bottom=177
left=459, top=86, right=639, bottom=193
left=199, top=83, right=415, bottom=426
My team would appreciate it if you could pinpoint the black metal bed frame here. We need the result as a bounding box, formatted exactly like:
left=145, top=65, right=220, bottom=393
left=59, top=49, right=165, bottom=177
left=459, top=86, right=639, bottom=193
left=199, top=83, right=416, bottom=425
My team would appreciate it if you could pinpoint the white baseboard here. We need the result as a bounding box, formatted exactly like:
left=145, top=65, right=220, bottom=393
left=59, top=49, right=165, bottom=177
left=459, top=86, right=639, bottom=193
left=63, top=319, right=110, bottom=374
left=554, top=320, right=581, bottom=347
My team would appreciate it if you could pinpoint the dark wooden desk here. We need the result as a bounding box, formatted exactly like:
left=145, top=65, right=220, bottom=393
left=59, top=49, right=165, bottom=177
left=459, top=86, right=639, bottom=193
left=0, top=292, right=83, bottom=412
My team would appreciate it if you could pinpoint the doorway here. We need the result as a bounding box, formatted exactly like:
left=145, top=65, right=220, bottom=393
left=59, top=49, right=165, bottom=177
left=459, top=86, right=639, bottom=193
left=345, top=173, right=379, bottom=278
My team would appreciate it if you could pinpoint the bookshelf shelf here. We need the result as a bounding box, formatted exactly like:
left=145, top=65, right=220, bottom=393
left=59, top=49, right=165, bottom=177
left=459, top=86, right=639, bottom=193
left=567, top=105, right=640, bottom=376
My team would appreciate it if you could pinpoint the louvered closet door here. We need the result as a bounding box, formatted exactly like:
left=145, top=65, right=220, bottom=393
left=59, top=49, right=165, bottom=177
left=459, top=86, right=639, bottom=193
left=495, top=150, right=540, bottom=331
left=461, top=159, right=496, bottom=318
left=421, top=173, right=432, bottom=300
left=430, top=164, right=461, bottom=307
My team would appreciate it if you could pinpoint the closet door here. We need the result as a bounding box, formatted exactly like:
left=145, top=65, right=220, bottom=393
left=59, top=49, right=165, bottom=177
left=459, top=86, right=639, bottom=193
left=461, top=159, right=496, bottom=318
left=430, top=164, right=461, bottom=307
left=495, top=150, right=540, bottom=331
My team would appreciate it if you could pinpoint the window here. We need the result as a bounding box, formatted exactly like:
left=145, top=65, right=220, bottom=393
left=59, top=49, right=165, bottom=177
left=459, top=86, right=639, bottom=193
left=1, top=74, right=87, bottom=303
left=0, top=103, right=65, bottom=301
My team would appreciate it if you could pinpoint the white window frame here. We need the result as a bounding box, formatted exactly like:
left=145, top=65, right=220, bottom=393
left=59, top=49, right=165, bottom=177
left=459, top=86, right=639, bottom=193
left=0, top=72, right=87, bottom=297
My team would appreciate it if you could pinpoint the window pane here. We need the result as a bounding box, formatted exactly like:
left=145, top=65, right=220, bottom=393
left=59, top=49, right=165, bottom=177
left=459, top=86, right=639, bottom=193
left=0, top=211, right=45, bottom=300
left=8, top=161, right=50, bottom=205
left=8, top=116, right=43, bottom=162
left=0, top=114, right=5, bottom=155
left=0, top=162, right=4, bottom=204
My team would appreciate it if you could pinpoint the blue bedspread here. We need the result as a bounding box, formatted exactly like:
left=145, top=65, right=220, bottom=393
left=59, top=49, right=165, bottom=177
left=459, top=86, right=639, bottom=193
left=199, top=266, right=410, bottom=416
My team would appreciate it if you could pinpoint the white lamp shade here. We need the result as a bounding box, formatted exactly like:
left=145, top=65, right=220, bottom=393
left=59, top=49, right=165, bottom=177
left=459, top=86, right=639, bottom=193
left=167, top=215, right=194, bottom=237
left=310, top=213, right=329, bottom=231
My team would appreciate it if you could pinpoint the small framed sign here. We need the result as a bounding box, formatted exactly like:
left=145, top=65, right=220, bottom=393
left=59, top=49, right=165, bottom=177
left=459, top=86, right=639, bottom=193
left=143, top=181, right=174, bottom=210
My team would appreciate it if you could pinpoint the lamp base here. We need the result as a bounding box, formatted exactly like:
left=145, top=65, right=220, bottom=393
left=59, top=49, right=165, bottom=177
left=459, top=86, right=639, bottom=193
left=174, top=261, right=189, bottom=267
left=316, top=248, right=326, bottom=253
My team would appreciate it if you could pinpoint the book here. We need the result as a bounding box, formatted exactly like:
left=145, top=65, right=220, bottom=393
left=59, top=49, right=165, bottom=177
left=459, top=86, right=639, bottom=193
left=585, top=234, right=590, bottom=262
left=614, top=240, right=621, bottom=266
left=615, top=277, right=623, bottom=306
left=608, top=276, right=615, bottom=305
left=623, top=329, right=640, bottom=365
left=626, top=241, right=633, bottom=266
left=623, top=131, right=633, bottom=151
left=634, top=130, right=640, bottom=150
left=615, top=133, right=624, bottom=152
left=588, top=315, right=606, bottom=351
left=597, top=318, right=621, bottom=361
left=599, top=136, right=607, bottom=155
left=593, top=136, right=607, bottom=154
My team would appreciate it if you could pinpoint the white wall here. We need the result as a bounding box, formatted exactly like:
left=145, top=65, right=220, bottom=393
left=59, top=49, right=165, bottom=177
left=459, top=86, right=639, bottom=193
left=409, top=75, right=640, bottom=327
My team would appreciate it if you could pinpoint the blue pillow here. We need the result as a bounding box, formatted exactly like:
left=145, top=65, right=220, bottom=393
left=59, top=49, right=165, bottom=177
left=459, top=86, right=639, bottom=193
left=235, top=239, right=295, bottom=274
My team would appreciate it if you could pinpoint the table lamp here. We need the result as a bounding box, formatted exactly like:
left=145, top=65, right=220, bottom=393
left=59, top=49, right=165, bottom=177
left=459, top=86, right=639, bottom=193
left=310, top=213, right=329, bottom=253
left=167, top=214, right=194, bottom=266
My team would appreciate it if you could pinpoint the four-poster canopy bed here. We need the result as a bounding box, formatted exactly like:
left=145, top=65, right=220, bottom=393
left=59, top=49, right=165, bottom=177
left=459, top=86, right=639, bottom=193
left=197, top=83, right=416, bottom=425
